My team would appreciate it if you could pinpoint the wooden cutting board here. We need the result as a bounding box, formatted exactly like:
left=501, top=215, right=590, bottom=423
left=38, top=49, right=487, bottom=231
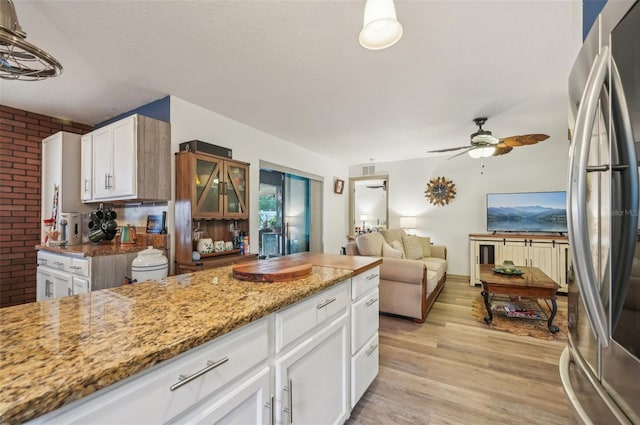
left=232, top=259, right=313, bottom=283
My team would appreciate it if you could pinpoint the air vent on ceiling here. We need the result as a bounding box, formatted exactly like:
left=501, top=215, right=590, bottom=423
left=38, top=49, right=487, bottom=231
left=362, top=165, right=375, bottom=176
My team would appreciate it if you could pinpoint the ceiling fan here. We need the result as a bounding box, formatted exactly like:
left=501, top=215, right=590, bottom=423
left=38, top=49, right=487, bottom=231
left=427, top=117, right=550, bottom=159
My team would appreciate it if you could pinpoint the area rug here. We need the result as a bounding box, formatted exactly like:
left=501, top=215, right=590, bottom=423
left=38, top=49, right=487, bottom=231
left=471, top=296, right=568, bottom=341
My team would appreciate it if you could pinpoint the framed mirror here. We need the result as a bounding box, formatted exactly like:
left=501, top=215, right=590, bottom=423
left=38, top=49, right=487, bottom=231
left=349, top=175, right=389, bottom=236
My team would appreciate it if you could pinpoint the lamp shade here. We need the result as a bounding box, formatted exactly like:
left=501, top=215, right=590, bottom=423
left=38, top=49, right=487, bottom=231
left=399, top=216, right=416, bottom=229
left=359, top=214, right=368, bottom=221
left=359, top=0, right=403, bottom=50
left=468, top=146, right=496, bottom=158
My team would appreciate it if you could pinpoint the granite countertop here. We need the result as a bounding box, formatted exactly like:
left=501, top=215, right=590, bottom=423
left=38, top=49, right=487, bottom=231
left=0, top=263, right=353, bottom=424
left=35, top=234, right=169, bottom=257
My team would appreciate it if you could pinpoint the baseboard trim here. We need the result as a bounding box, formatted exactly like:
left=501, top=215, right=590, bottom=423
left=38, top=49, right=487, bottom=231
left=446, top=274, right=469, bottom=282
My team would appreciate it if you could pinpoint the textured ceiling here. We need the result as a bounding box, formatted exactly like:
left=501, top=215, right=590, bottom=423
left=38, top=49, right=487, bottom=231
left=1, top=0, right=582, bottom=165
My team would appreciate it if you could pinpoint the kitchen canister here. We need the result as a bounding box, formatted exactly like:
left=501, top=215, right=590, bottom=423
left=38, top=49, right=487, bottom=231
left=214, top=240, right=225, bottom=252
left=131, top=246, right=169, bottom=282
left=224, top=241, right=234, bottom=251
left=197, top=238, right=214, bottom=254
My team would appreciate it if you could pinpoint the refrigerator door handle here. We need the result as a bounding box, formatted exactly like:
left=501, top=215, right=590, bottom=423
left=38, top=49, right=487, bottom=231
left=568, top=45, right=610, bottom=347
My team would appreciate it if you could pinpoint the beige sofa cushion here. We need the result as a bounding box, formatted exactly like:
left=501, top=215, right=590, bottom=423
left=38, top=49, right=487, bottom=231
left=389, top=240, right=405, bottom=258
left=402, top=235, right=423, bottom=260
left=417, top=236, right=431, bottom=257
left=382, top=242, right=403, bottom=258
left=380, top=228, right=406, bottom=245
left=356, top=232, right=385, bottom=256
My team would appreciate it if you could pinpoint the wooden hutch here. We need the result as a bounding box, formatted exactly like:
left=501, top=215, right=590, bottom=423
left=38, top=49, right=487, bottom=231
left=175, top=150, right=257, bottom=274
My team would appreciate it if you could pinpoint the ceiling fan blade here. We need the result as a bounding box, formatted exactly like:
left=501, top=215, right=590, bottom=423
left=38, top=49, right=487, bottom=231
left=500, top=134, right=550, bottom=147
left=493, top=146, right=513, bottom=156
left=447, top=147, right=473, bottom=160
left=427, top=145, right=470, bottom=153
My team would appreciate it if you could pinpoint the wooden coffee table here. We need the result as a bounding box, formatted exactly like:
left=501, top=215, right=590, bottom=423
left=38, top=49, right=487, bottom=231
left=479, top=264, right=560, bottom=333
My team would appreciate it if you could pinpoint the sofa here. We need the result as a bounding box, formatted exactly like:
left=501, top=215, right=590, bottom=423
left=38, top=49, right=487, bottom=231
left=345, top=228, right=447, bottom=323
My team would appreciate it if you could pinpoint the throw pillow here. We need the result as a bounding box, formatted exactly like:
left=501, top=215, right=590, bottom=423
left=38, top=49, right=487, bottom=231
left=389, top=240, right=405, bottom=258
left=382, top=242, right=403, bottom=258
left=356, top=232, right=384, bottom=256
left=417, top=236, right=431, bottom=257
left=402, top=235, right=423, bottom=260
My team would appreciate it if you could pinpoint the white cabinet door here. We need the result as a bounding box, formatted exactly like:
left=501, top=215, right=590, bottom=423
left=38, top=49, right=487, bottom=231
left=109, top=117, right=136, bottom=198
left=72, top=277, right=90, bottom=295
left=170, top=367, right=272, bottom=425
left=500, top=241, right=528, bottom=267
left=92, top=126, right=113, bottom=200
left=36, top=268, right=56, bottom=301
left=52, top=273, right=72, bottom=298
left=275, top=314, right=349, bottom=425
left=528, top=241, right=556, bottom=280
left=80, top=134, right=93, bottom=201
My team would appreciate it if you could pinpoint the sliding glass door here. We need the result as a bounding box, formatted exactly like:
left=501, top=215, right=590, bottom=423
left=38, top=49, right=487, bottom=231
left=258, top=168, right=313, bottom=257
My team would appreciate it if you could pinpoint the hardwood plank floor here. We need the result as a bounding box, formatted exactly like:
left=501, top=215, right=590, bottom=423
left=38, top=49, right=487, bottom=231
left=346, top=277, right=575, bottom=425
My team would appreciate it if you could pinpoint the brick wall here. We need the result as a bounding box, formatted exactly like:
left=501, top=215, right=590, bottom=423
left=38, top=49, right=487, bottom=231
left=0, top=105, right=92, bottom=308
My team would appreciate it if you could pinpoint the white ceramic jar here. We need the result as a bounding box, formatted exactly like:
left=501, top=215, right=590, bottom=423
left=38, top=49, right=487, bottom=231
left=197, top=238, right=214, bottom=254
left=131, top=246, right=169, bottom=282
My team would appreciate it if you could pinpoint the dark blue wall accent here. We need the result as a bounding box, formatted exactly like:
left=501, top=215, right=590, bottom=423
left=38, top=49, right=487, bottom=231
left=95, top=95, right=170, bottom=129
left=583, top=0, right=607, bottom=40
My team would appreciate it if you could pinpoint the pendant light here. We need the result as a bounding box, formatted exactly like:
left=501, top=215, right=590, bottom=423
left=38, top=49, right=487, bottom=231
left=0, top=0, right=62, bottom=80
left=359, top=0, right=403, bottom=50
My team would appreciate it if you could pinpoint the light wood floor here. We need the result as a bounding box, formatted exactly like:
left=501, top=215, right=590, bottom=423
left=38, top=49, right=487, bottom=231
left=346, top=277, right=574, bottom=425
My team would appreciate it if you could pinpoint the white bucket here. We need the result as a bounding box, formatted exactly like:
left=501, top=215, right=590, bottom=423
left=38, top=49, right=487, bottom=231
left=132, top=246, right=168, bottom=282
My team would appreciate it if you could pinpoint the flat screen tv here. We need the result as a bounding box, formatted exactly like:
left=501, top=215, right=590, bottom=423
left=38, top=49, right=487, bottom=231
left=486, top=191, right=567, bottom=233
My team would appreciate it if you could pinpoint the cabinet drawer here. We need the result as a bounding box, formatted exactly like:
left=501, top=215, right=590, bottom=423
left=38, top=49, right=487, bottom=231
left=351, top=266, right=380, bottom=300
left=351, top=288, right=379, bottom=354
left=351, top=332, right=379, bottom=408
left=37, top=251, right=71, bottom=271
left=275, top=281, right=348, bottom=353
left=69, top=257, right=90, bottom=277
left=35, top=318, right=270, bottom=425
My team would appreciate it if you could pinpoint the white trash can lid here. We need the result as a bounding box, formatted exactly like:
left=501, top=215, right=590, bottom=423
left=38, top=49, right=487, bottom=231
left=132, top=246, right=168, bottom=268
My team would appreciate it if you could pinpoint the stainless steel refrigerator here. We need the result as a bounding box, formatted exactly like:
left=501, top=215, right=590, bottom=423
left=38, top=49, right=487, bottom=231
left=561, top=0, right=640, bottom=423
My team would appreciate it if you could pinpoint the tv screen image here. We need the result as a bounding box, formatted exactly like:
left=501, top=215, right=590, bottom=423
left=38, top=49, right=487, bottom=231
left=486, top=191, right=567, bottom=233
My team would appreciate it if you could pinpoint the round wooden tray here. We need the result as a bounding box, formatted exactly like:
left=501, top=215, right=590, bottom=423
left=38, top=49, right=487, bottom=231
left=232, top=259, right=312, bottom=283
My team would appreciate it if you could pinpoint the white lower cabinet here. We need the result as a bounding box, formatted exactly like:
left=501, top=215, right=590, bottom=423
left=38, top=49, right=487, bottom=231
left=275, top=313, right=349, bottom=425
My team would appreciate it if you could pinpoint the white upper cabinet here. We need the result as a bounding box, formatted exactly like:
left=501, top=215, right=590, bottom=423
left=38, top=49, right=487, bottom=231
left=81, top=114, right=171, bottom=203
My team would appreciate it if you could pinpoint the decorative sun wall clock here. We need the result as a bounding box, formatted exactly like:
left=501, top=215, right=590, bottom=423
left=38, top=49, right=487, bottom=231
left=425, top=176, right=456, bottom=206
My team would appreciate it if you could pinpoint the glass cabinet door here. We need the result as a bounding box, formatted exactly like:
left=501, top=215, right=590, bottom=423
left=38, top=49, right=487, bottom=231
left=224, top=162, right=249, bottom=218
left=194, top=156, right=223, bottom=218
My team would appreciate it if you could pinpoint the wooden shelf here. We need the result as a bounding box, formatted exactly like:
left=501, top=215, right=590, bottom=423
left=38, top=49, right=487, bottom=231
left=199, top=249, right=241, bottom=258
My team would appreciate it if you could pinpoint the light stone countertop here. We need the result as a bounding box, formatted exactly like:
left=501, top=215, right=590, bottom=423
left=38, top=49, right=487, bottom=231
left=0, top=262, right=356, bottom=424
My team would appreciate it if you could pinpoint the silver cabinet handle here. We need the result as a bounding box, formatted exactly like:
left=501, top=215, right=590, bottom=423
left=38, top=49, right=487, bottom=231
left=365, top=273, right=379, bottom=280
left=39, top=259, right=48, bottom=266
left=316, top=297, right=336, bottom=309
left=366, top=344, right=378, bottom=356
left=264, top=394, right=274, bottom=425
left=169, top=356, right=229, bottom=391
left=84, top=178, right=89, bottom=193
left=45, top=279, right=53, bottom=297
left=70, top=265, right=81, bottom=270
left=104, top=173, right=108, bottom=190
left=283, top=378, right=293, bottom=424
left=53, top=261, right=64, bottom=267
left=68, top=287, right=72, bottom=296
left=108, top=174, right=113, bottom=189
left=366, top=297, right=378, bottom=307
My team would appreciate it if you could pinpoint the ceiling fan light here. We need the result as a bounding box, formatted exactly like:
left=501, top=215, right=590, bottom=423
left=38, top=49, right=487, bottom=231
left=359, top=0, right=403, bottom=50
left=468, top=146, right=496, bottom=159
left=470, top=130, right=499, bottom=145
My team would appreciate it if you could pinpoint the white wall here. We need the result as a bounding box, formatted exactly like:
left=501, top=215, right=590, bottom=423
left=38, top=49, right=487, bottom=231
left=349, top=136, right=569, bottom=276
left=168, top=96, right=349, bottom=269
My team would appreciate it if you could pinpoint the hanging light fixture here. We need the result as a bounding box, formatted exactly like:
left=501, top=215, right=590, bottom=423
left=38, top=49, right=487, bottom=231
left=359, top=0, right=403, bottom=50
left=0, top=0, right=62, bottom=80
